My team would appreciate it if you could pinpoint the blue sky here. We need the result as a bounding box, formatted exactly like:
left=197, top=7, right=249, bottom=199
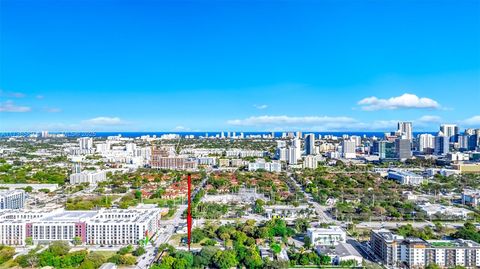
left=1, top=0, right=479, bottom=132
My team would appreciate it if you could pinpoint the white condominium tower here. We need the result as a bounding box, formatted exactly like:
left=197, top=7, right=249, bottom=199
left=397, top=121, right=413, bottom=141
left=440, top=124, right=459, bottom=138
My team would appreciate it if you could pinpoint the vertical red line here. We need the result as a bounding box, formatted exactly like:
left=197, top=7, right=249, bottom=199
left=187, top=173, right=192, bottom=251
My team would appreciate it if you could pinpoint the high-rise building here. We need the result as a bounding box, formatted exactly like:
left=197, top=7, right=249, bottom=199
left=276, top=148, right=287, bottom=161
left=434, top=131, right=449, bottom=155
left=397, top=122, right=413, bottom=141
left=440, top=124, right=459, bottom=138
left=350, top=135, right=362, bottom=147
left=305, top=133, right=315, bottom=155
left=292, top=137, right=301, bottom=160
left=72, top=162, right=82, bottom=174
left=458, top=134, right=478, bottom=151
left=417, top=134, right=435, bottom=153
left=395, top=138, right=412, bottom=160
left=287, top=147, right=299, bottom=165
left=373, top=141, right=396, bottom=159
left=342, top=140, right=356, bottom=159
left=78, top=137, right=93, bottom=150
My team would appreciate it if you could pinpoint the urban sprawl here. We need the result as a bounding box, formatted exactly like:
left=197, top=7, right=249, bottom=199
left=1, top=123, right=480, bottom=269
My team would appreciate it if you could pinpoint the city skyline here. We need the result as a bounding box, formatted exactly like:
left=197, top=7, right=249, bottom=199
left=1, top=0, right=479, bottom=132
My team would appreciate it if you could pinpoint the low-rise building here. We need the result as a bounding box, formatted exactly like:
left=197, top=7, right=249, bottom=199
left=307, top=226, right=346, bottom=246
left=264, top=205, right=311, bottom=220
left=387, top=169, right=424, bottom=185
left=248, top=159, right=281, bottom=172
left=70, top=170, right=107, bottom=185
left=418, top=203, right=473, bottom=219
left=462, top=189, right=480, bottom=207
left=316, top=242, right=363, bottom=265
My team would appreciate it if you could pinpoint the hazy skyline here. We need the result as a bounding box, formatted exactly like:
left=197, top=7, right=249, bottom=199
left=1, top=0, right=479, bottom=132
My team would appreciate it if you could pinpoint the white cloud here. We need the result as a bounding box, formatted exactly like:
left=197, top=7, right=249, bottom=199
left=254, top=104, right=268, bottom=110
left=358, top=93, right=440, bottom=111
left=0, top=100, right=31, bottom=112
left=227, top=115, right=357, bottom=126
left=174, top=126, right=190, bottom=131
left=0, top=90, right=25, bottom=98
left=462, top=115, right=480, bottom=126
left=36, top=95, right=44, bottom=99
left=417, top=115, right=442, bottom=123
left=44, top=107, right=62, bottom=113
left=82, top=116, right=125, bottom=126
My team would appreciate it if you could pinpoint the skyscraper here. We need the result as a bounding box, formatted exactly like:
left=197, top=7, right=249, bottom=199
left=434, top=131, right=449, bottom=155
left=374, top=141, right=396, bottom=159
left=342, top=140, right=356, bottom=159
left=395, top=138, right=412, bottom=160
left=305, top=133, right=315, bottom=155
left=417, top=134, right=435, bottom=153
left=397, top=122, right=413, bottom=141
left=440, top=124, right=459, bottom=138
left=78, top=137, right=93, bottom=150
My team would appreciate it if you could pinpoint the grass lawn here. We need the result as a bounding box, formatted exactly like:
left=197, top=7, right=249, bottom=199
left=168, top=234, right=184, bottom=247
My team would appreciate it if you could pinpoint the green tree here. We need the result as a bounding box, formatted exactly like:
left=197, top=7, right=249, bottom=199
left=244, top=248, right=263, bottom=269
left=133, top=246, right=146, bottom=256
left=73, top=236, right=83, bottom=246
left=195, top=246, right=219, bottom=267
left=213, top=250, right=238, bottom=269
left=0, top=245, right=15, bottom=264
left=425, top=264, right=441, bottom=269
left=25, top=237, right=33, bottom=246
left=48, top=241, right=71, bottom=256
left=119, top=255, right=136, bottom=265
left=304, top=236, right=312, bottom=249
left=83, top=252, right=106, bottom=268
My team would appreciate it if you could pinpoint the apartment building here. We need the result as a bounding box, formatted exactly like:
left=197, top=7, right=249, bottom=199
left=69, top=170, right=107, bottom=185
left=0, top=189, right=26, bottom=209
left=370, top=229, right=480, bottom=268
left=0, top=207, right=162, bottom=246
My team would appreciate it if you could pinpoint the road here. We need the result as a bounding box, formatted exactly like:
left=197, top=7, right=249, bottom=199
left=289, top=174, right=339, bottom=224
left=356, top=221, right=465, bottom=229
left=136, top=176, right=208, bottom=268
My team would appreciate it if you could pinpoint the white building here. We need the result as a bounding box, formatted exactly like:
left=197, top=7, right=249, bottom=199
left=316, top=242, right=363, bottom=265
left=370, top=229, right=480, bottom=268
left=70, top=170, right=107, bottom=185
left=303, top=155, right=319, bottom=169
left=0, top=207, right=163, bottom=246
left=387, top=169, right=424, bottom=185
left=287, top=147, right=299, bottom=165
left=418, top=203, right=472, bottom=219
left=342, top=140, right=356, bottom=159
left=440, top=124, right=459, bottom=138
left=78, top=137, right=93, bottom=150
left=418, top=133, right=435, bottom=152
left=0, top=190, right=26, bottom=209
left=248, top=159, right=281, bottom=172
left=307, top=226, right=347, bottom=246
left=398, top=122, right=413, bottom=141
